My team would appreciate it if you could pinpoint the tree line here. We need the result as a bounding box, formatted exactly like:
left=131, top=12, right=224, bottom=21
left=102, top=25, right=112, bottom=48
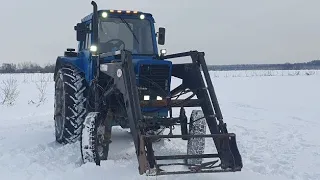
left=208, top=60, right=320, bottom=71
left=0, top=62, right=55, bottom=73
left=1, top=60, right=320, bottom=73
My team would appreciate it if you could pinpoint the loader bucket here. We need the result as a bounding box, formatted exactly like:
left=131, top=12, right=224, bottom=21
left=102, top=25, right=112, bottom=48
left=141, top=133, right=242, bottom=175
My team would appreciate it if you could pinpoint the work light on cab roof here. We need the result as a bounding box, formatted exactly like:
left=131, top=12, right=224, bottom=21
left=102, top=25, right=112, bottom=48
left=100, top=9, right=146, bottom=20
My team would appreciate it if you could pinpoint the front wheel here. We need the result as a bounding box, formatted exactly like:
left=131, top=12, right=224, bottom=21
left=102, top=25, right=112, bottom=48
left=80, top=112, right=111, bottom=165
left=186, top=110, right=207, bottom=165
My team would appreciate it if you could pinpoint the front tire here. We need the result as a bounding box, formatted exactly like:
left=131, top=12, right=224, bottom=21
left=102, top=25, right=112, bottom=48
left=54, top=66, right=87, bottom=144
left=80, top=112, right=111, bottom=165
left=186, top=110, right=206, bottom=165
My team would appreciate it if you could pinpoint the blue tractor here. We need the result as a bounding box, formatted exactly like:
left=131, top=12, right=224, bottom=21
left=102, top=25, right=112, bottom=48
left=54, top=1, right=242, bottom=176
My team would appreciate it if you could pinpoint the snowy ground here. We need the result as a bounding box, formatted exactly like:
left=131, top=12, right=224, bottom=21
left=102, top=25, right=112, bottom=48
left=0, top=70, right=319, bottom=180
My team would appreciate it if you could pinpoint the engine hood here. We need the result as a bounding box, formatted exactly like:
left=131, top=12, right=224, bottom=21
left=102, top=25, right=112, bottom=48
left=101, top=55, right=172, bottom=72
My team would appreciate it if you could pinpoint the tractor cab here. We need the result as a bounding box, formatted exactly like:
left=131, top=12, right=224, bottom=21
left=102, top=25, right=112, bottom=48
left=75, top=10, right=167, bottom=59
left=74, top=8, right=172, bottom=117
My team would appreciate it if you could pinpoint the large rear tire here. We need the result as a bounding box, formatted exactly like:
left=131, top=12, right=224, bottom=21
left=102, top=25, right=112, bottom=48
left=186, top=110, right=206, bottom=165
left=54, top=66, right=87, bottom=144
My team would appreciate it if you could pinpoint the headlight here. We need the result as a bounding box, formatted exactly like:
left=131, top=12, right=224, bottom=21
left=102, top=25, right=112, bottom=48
left=140, top=14, right=145, bottom=20
left=156, top=96, right=163, bottom=100
left=144, top=95, right=150, bottom=100
left=100, top=64, right=108, bottom=72
left=101, top=12, right=108, bottom=18
left=90, top=45, right=97, bottom=52
left=160, top=49, right=167, bottom=56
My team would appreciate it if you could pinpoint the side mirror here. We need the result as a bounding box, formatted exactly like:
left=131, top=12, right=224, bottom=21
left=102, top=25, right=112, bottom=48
left=158, top=27, right=166, bottom=45
left=74, top=23, right=88, bottom=41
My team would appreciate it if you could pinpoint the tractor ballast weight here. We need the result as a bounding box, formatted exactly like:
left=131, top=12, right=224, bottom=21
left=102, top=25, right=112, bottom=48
left=54, top=1, right=242, bottom=176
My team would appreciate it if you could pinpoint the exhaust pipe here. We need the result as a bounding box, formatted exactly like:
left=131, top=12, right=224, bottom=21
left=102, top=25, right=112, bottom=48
left=91, top=1, right=98, bottom=46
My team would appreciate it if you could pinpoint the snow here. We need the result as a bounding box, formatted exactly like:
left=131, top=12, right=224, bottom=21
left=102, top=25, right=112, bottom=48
left=0, top=71, right=319, bottom=180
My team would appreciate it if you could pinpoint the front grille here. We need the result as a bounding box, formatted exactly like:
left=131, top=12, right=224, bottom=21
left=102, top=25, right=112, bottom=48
left=139, top=64, right=170, bottom=92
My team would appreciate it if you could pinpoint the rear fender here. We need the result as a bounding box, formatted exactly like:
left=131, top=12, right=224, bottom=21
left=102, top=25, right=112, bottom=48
left=54, top=50, right=93, bottom=84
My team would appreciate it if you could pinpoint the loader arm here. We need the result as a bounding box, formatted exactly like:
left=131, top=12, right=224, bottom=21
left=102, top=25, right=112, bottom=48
left=99, top=50, right=154, bottom=174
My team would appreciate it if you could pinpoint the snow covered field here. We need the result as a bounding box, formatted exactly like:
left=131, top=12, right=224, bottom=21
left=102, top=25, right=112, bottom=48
left=0, top=70, right=319, bottom=180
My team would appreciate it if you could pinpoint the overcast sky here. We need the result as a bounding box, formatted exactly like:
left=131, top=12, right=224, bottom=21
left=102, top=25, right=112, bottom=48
left=1, top=0, right=320, bottom=65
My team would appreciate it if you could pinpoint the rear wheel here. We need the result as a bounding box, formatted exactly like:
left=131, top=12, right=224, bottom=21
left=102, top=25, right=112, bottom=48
left=186, top=110, right=206, bottom=165
left=54, top=66, right=87, bottom=144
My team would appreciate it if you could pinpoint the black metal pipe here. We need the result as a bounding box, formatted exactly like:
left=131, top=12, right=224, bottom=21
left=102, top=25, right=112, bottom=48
left=170, top=84, right=184, bottom=97
left=156, top=168, right=238, bottom=175
left=143, top=133, right=235, bottom=139
left=91, top=1, right=98, bottom=46
left=90, top=1, right=100, bottom=112
left=162, top=51, right=195, bottom=59
left=155, top=153, right=219, bottom=160
left=103, top=84, right=116, bottom=97
left=139, top=99, right=203, bottom=108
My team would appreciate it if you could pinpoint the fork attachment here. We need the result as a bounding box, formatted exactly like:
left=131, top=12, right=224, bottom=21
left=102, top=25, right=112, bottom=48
left=144, top=51, right=243, bottom=175
left=142, top=133, right=241, bottom=175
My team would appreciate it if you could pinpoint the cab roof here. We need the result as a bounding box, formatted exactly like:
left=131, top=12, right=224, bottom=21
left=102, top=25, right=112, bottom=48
left=81, top=10, right=155, bottom=23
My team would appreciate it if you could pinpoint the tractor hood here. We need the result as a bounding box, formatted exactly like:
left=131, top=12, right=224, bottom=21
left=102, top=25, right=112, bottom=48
left=100, top=54, right=172, bottom=98
left=131, top=58, right=172, bottom=73
left=100, top=55, right=172, bottom=73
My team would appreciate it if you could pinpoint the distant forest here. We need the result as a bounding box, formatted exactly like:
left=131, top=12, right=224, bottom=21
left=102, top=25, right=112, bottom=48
left=0, top=62, right=55, bottom=73
left=0, top=60, right=320, bottom=73
left=208, top=60, right=320, bottom=71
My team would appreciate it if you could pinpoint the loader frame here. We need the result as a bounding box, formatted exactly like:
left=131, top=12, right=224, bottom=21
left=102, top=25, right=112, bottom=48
left=97, top=49, right=242, bottom=175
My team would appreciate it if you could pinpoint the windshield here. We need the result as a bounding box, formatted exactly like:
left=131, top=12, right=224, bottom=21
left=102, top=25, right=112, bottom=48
left=98, top=17, right=155, bottom=55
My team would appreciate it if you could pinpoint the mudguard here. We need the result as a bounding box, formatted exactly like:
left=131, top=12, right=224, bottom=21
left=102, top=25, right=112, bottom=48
left=54, top=50, right=94, bottom=83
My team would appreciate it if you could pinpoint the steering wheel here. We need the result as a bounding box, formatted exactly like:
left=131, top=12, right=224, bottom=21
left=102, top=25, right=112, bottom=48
left=100, top=39, right=125, bottom=53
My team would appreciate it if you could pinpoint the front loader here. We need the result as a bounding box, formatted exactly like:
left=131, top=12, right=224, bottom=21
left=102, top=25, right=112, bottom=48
left=53, top=1, right=242, bottom=176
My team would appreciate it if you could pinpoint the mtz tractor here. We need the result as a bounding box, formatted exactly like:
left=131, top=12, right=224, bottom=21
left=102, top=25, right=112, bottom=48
left=54, top=1, right=242, bottom=176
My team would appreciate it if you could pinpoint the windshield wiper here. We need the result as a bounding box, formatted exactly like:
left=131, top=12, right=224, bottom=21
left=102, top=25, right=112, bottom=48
left=119, top=17, right=140, bottom=44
